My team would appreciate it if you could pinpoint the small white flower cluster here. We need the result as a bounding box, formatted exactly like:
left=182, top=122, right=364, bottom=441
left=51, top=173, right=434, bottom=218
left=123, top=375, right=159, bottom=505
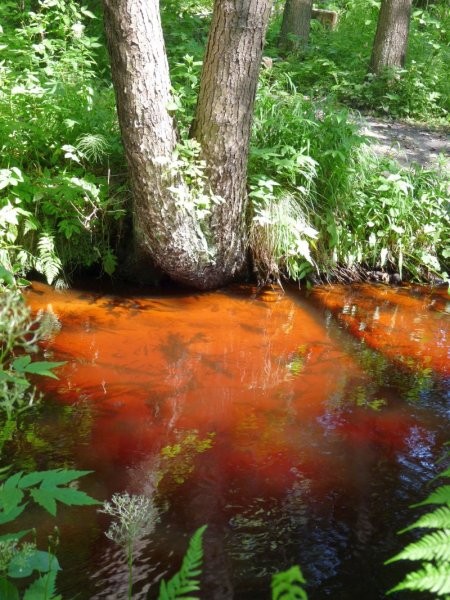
left=99, top=492, right=159, bottom=547
left=71, top=22, right=85, bottom=38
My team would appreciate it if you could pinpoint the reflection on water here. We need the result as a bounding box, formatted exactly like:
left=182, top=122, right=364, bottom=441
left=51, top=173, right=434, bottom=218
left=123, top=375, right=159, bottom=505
left=8, top=281, right=448, bottom=599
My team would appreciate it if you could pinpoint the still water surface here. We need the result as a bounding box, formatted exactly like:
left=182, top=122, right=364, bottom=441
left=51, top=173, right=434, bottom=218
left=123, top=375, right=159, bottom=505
left=18, top=281, right=449, bottom=599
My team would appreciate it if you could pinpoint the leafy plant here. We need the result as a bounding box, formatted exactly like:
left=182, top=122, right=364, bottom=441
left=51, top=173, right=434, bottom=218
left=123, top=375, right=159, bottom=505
left=271, top=565, right=308, bottom=600
left=158, top=525, right=206, bottom=600
left=100, top=492, right=159, bottom=600
left=386, top=448, right=450, bottom=597
left=0, top=0, right=125, bottom=283
left=0, top=469, right=99, bottom=599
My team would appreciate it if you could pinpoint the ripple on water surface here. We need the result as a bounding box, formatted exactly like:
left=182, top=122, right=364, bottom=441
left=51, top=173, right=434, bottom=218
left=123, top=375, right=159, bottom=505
left=13, top=281, right=449, bottom=599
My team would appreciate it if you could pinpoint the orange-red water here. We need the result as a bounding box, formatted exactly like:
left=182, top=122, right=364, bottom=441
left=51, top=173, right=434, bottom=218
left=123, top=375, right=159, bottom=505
left=11, top=281, right=449, bottom=599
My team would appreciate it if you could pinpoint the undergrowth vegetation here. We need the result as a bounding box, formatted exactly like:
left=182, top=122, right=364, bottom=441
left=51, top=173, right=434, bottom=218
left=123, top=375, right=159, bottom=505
left=0, top=0, right=448, bottom=286
left=0, top=0, right=125, bottom=286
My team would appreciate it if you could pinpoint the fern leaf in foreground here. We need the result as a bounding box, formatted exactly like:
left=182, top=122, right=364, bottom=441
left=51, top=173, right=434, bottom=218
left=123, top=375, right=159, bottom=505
left=389, top=562, right=450, bottom=596
left=271, top=565, right=308, bottom=600
left=400, top=505, right=450, bottom=533
left=387, top=454, right=450, bottom=597
left=158, top=525, right=206, bottom=600
left=388, top=529, right=450, bottom=563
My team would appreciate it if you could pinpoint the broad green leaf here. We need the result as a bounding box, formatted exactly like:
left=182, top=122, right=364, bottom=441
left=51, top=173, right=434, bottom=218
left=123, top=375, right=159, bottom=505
left=0, top=529, right=32, bottom=543
left=23, top=571, right=61, bottom=600
left=0, top=266, right=15, bottom=287
left=0, top=487, right=24, bottom=511
left=9, top=550, right=60, bottom=578
left=0, top=578, right=19, bottom=600
left=38, top=469, right=93, bottom=488
left=3, top=472, right=23, bottom=490
left=11, top=355, right=32, bottom=372
left=18, top=472, right=48, bottom=489
left=29, top=488, right=57, bottom=516
left=22, top=361, right=66, bottom=379
left=0, top=502, right=27, bottom=525
left=50, top=487, right=100, bottom=507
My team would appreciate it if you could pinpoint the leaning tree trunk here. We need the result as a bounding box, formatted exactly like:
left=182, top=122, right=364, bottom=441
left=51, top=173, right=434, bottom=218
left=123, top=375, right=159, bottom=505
left=190, top=0, right=273, bottom=288
left=103, top=0, right=272, bottom=290
left=103, top=0, right=213, bottom=288
left=279, top=0, right=313, bottom=52
left=369, top=0, right=413, bottom=74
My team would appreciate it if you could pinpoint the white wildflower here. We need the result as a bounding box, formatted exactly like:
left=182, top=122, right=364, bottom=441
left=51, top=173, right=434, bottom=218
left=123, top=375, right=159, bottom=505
left=99, top=492, right=159, bottom=547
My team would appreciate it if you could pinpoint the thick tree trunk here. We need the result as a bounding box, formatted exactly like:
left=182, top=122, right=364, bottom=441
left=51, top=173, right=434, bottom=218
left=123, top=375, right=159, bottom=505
left=369, top=0, right=413, bottom=74
left=279, top=0, right=313, bottom=52
left=103, top=0, right=214, bottom=288
left=103, top=0, right=272, bottom=290
left=191, top=0, right=273, bottom=288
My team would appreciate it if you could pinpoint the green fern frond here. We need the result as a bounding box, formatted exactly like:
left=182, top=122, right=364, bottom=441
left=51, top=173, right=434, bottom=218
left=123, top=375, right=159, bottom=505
left=271, top=565, right=308, bottom=600
left=387, top=455, right=450, bottom=598
left=388, top=561, right=450, bottom=596
left=34, top=233, right=62, bottom=285
left=401, top=506, right=450, bottom=533
left=388, top=530, right=450, bottom=563
left=413, top=485, right=450, bottom=508
left=158, top=525, right=206, bottom=600
left=436, top=467, right=450, bottom=479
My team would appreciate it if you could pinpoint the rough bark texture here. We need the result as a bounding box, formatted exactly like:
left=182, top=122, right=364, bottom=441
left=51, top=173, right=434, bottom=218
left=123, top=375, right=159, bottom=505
left=279, top=0, right=313, bottom=52
left=103, top=0, right=272, bottom=289
left=370, top=0, right=413, bottom=74
left=103, top=0, right=215, bottom=288
left=190, top=0, right=273, bottom=288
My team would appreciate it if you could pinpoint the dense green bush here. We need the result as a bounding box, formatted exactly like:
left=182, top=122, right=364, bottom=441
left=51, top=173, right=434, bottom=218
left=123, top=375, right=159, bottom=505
left=249, top=71, right=449, bottom=283
left=0, top=0, right=125, bottom=284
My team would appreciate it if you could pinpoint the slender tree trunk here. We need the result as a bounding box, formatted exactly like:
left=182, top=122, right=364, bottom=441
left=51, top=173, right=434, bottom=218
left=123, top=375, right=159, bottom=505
left=103, top=0, right=272, bottom=290
left=369, top=0, right=413, bottom=74
left=191, top=0, right=273, bottom=288
left=279, top=0, right=313, bottom=53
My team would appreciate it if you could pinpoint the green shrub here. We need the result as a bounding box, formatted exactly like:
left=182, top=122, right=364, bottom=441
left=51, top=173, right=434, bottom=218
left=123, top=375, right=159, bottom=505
left=0, top=469, right=99, bottom=599
left=0, top=0, right=125, bottom=283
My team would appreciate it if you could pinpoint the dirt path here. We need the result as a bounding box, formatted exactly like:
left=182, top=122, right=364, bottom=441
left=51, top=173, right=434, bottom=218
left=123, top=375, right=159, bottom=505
left=357, top=115, right=450, bottom=171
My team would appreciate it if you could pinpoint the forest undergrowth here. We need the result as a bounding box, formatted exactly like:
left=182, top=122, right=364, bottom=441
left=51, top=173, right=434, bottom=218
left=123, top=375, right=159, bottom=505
left=0, top=0, right=448, bottom=288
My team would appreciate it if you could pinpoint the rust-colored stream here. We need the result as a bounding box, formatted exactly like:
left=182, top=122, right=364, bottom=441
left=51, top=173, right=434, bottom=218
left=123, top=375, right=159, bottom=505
left=9, top=281, right=449, bottom=599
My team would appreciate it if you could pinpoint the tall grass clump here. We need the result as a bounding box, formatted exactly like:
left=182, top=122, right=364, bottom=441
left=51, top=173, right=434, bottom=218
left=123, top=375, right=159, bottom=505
left=0, top=0, right=125, bottom=284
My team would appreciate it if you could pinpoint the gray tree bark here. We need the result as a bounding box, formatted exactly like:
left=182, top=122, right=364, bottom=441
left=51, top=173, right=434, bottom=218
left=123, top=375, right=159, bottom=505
left=191, top=0, right=273, bottom=288
left=370, top=0, right=413, bottom=74
left=279, top=0, right=313, bottom=53
left=103, top=0, right=272, bottom=290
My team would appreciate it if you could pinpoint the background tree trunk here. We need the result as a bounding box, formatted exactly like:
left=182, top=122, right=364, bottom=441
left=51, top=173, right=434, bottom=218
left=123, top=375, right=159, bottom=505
left=370, top=0, right=413, bottom=74
left=279, top=0, right=313, bottom=53
left=190, top=0, right=273, bottom=288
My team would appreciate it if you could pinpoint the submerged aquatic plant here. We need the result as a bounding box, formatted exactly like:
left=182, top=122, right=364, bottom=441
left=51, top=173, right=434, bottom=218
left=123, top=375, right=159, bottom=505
left=100, top=492, right=159, bottom=599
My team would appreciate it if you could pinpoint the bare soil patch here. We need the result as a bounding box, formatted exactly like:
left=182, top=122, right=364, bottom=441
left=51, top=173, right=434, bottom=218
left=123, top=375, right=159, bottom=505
left=357, top=115, right=450, bottom=171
